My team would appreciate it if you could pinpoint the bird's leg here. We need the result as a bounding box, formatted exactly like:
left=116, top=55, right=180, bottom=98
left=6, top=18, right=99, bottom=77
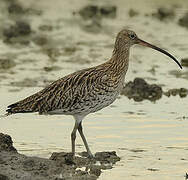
left=78, top=122, right=94, bottom=158
left=71, top=121, right=79, bottom=157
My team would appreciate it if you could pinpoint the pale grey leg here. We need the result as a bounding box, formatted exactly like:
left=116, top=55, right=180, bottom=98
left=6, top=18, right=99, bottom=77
left=71, top=121, right=79, bottom=157
left=78, top=122, right=94, bottom=158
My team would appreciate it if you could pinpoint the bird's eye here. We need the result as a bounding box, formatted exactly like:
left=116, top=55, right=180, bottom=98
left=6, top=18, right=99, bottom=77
left=129, top=33, right=136, bottom=39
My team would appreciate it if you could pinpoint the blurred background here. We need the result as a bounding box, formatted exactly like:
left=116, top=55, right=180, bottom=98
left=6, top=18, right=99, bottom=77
left=0, top=0, right=188, bottom=179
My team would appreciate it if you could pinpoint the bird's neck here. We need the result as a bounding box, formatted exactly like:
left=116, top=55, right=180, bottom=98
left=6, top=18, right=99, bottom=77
left=108, top=48, right=130, bottom=77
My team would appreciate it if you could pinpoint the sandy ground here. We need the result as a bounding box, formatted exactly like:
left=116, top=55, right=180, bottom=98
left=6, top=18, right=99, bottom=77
left=0, top=0, right=188, bottom=179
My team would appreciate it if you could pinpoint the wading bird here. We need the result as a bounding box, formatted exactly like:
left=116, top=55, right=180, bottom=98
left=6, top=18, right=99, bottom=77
left=6, top=29, right=182, bottom=158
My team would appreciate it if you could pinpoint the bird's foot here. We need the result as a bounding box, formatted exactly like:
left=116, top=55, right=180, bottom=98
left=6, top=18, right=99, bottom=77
left=87, top=152, right=94, bottom=159
left=79, top=151, right=94, bottom=159
left=70, top=152, right=76, bottom=160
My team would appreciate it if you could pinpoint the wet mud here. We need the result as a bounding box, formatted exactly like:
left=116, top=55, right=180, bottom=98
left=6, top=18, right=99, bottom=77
left=178, top=12, right=188, bottom=28
left=3, top=21, right=31, bottom=44
left=78, top=5, right=117, bottom=20
left=151, top=7, right=175, bottom=21
left=122, top=78, right=188, bottom=101
left=121, top=78, right=163, bottom=102
left=0, top=59, right=16, bottom=70
left=77, top=5, right=116, bottom=33
left=0, top=133, right=120, bottom=180
left=181, top=58, right=188, bottom=67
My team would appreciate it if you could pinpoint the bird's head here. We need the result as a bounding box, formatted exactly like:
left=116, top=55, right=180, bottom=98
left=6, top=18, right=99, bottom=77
left=114, top=29, right=182, bottom=69
left=116, top=29, right=138, bottom=46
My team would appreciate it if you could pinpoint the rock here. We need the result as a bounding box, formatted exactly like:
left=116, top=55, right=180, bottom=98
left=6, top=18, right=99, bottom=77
left=0, top=133, right=17, bottom=152
left=8, top=2, right=25, bottom=14
left=121, top=78, right=162, bottom=102
left=33, top=35, right=48, bottom=46
left=44, top=48, right=60, bottom=59
left=152, top=7, right=175, bottom=21
left=122, top=78, right=187, bottom=101
left=0, top=174, right=9, bottom=180
left=79, top=5, right=100, bottom=20
left=95, top=151, right=120, bottom=164
left=78, top=5, right=116, bottom=33
left=167, top=89, right=179, bottom=96
left=164, top=88, right=188, bottom=98
left=178, top=13, right=188, bottom=28
left=13, top=21, right=31, bottom=36
left=78, top=5, right=101, bottom=33
left=181, top=58, right=188, bottom=67
left=50, top=151, right=120, bottom=174
left=0, top=59, right=16, bottom=70
left=79, top=5, right=117, bottom=19
left=50, top=152, right=75, bottom=166
left=147, top=168, right=159, bottom=171
left=22, top=159, right=36, bottom=171
left=3, top=21, right=31, bottom=40
left=128, top=9, right=139, bottom=17
left=80, top=18, right=102, bottom=33
left=78, top=151, right=89, bottom=157
left=63, top=47, right=77, bottom=55
left=0, top=133, right=120, bottom=180
left=89, top=165, right=101, bottom=176
left=7, top=0, right=42, bottom=16
left=38, top=25, right=53, bottom=31
left=179, top=88, right=188, bottom=97
left=100, top=5, right=116, bottom=18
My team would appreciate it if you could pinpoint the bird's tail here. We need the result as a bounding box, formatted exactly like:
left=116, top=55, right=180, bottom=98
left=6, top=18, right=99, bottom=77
left=5, top=87, right=50, bottom=115
left=6, top=101, right=36, bottom=114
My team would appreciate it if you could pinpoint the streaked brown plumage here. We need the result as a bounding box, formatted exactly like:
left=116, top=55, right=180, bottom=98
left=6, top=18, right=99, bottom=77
left=6, top=29, right=182, bottom=158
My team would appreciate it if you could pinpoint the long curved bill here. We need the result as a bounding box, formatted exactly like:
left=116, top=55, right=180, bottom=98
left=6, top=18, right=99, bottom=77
left=137, top=38, right=182, bottom=69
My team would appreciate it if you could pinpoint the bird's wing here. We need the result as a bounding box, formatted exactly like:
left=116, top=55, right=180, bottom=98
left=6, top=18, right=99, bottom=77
left=6, top=66, right=108, bottom=114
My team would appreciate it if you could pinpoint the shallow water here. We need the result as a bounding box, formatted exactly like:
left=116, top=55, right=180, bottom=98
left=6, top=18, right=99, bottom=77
left=0, top=0, right=188, bottom=179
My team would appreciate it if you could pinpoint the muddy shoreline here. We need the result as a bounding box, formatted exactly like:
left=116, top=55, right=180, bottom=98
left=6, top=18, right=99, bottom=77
left=0, top=133, right=120, bottom=180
